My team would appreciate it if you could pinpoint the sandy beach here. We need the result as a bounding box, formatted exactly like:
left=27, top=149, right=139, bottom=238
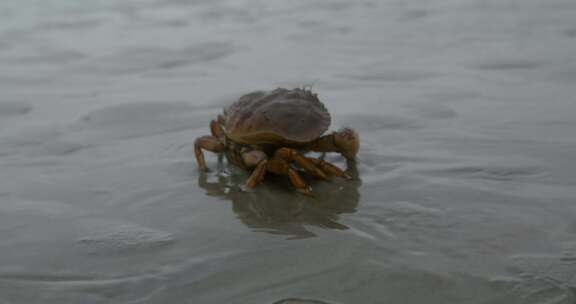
left=1, top=0, right=576, bottom=303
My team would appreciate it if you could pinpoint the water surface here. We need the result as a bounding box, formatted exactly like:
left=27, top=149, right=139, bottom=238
left=1, top=0, right=576, bottom=303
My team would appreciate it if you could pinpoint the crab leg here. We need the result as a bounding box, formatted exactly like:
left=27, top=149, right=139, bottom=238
left=210, top=119, right=225, bottom=140
left=194, top=135, right=225, bottom=171
left=241, top=158, right=312, bottom=195
left=286, top=167, right=313, bottom=196
left=267, top=158, right=312, bottom=195
left=306, top=157, right=351, bottom=179
left=241, top=160, right=268, bottom=192
left=274, top=148, right=328, bottom=180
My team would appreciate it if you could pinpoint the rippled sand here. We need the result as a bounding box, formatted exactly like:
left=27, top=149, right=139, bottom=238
left=1, top=0, right=576, bottom=303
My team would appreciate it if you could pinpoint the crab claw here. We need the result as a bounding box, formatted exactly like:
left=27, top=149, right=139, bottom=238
left=334, top=127, right=359, bottom=161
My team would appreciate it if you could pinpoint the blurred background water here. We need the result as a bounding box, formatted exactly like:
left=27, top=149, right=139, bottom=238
left=1, top=0, right=576, bottom=303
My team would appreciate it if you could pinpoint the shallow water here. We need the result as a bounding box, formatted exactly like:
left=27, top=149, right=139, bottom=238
left=1, top=0, right=576, bottom=303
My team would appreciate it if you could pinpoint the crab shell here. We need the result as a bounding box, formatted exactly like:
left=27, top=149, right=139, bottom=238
left=222, top=88, right=331, bottom=145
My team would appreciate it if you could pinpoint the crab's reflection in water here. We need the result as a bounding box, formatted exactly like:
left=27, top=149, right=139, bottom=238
left=198, top=159, right=361, bottom=239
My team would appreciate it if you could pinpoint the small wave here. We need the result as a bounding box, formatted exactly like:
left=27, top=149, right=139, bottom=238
left=0, top=101, right=32, bottom=119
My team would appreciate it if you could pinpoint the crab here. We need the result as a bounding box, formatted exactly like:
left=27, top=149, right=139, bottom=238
left=194, top=87, right=359, bottom=195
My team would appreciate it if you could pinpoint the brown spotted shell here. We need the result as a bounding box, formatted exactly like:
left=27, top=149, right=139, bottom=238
left=223, top=88, right=331, bottom=144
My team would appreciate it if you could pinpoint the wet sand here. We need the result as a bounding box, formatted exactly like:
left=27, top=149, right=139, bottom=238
left=1, top=0, right=576, bottom=303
